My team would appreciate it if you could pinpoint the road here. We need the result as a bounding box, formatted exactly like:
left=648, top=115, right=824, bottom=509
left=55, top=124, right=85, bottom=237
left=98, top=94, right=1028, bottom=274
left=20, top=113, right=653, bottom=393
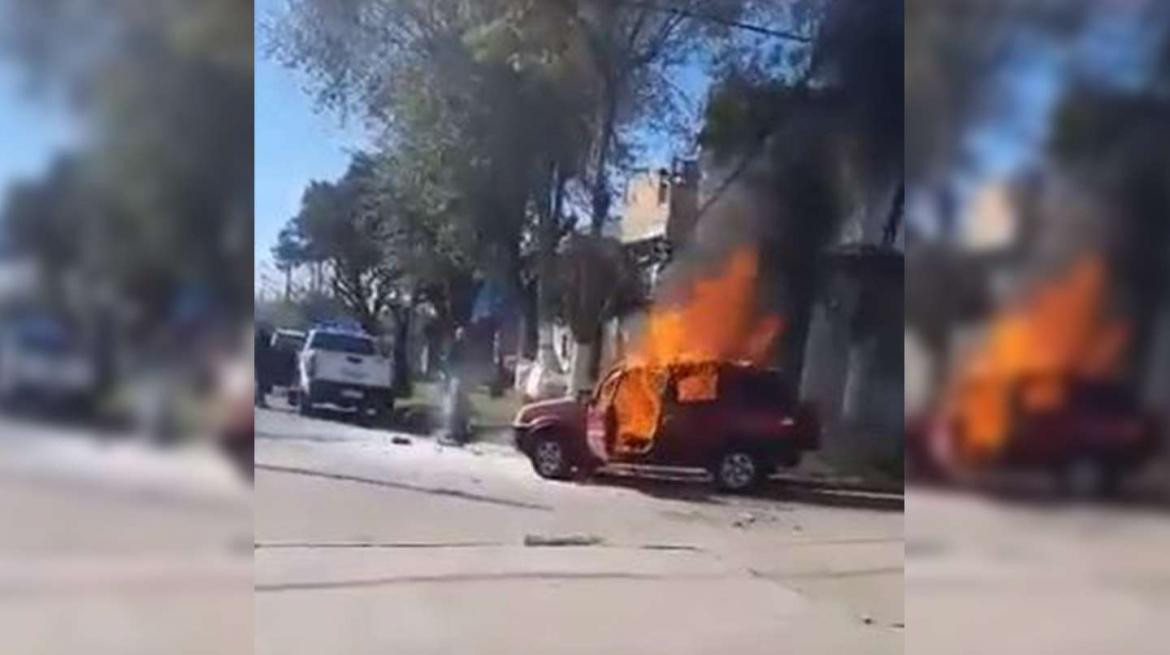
left=907, top=485, right=1170, bottom=654
left=0, top=417, right=253, bottom=655
left=255, top=407, right=904, bottom=655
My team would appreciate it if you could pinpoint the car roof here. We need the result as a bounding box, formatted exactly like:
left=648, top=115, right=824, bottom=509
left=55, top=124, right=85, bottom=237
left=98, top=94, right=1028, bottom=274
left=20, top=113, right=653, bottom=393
left=616, top=359, right=780, bottom=375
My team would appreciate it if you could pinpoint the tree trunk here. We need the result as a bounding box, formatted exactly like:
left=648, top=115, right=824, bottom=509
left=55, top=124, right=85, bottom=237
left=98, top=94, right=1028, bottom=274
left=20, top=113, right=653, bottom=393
left=393, top=306, right=412, bottom=397
left=779, top=270, right=819, bottom=390
left=569, top=339, right=595, bottom=395
left=536, top=164, right=565, bottom=373
left=590, top=81, right=619, bottom=235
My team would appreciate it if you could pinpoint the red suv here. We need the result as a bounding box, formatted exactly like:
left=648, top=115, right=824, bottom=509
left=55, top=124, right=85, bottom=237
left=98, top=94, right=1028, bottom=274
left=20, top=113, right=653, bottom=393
left=513, top=361, right=820, bottom=492
left=908, top=378, right=1161, bottom=496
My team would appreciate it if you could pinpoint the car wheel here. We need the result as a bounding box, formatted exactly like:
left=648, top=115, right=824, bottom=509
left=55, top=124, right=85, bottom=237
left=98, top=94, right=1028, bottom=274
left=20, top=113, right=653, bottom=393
left=713, top=449, right=763, bottom=492
left=1060, top=456, right=1118, bottom=499
left=530, top=433, right=572, bottom=480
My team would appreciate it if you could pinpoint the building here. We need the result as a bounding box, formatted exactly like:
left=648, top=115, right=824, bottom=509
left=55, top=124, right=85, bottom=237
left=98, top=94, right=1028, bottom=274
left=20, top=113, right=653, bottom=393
left=799, top=181, right=905, bottom=466
left=617, top=159, right=700, bottom=296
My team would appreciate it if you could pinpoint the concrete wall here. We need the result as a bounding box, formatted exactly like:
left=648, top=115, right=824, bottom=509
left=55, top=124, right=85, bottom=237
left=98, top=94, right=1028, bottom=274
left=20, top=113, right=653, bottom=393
left=801, top=251, right=904, bottom=465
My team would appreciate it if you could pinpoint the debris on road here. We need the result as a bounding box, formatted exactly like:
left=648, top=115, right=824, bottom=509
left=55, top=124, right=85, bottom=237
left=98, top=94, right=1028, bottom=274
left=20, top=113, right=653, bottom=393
left=524, top=533, right=606, bottom=547
left=637, top=543, right=703, bottom=552
left=733, top=512, right=758, bottom=528
left=391, top=436, right=412, bottom=446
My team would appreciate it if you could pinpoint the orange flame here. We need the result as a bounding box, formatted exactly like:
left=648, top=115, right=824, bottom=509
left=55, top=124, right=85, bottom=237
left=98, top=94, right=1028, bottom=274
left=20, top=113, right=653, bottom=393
left=631, top=247, right=785, bottom=367
left=609, top=247, right=785, bottom=454
left=945, top=253, right=1130, bottom=463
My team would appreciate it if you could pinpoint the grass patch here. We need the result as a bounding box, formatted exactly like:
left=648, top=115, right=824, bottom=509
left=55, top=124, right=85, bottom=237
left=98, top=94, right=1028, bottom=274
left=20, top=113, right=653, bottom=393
left=392, top=380, right=524, bottom=436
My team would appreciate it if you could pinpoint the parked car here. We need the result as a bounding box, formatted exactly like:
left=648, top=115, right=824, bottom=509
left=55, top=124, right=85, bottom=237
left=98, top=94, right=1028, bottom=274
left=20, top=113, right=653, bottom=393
left=0, top=315, right=97, bottom=413
left=908, top=377, right=1162, bottom=496
left=512, top=360, right=821, bottom=492
left=291, top=326, right=394, bottom=423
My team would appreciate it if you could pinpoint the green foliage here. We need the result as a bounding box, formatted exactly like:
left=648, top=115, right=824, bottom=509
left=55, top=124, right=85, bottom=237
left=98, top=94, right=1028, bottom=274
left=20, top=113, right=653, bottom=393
left=0, top=0, right=253, bottom=327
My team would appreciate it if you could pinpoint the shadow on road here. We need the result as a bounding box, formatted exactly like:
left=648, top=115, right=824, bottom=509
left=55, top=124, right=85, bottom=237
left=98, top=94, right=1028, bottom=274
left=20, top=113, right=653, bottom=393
left=588, top=472, right=905, bottom=512
left=908, top=476, right=1169, bottom=513
left=255, top=462, right=553, bottom=512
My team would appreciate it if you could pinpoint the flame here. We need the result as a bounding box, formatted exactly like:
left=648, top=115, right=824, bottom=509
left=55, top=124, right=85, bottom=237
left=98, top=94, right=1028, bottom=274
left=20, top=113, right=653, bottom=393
left=944, top=253, right=1130, bottom=463
left=631, top=247, right=785, bottom=367
left=609, top=247, right=784, bottom=454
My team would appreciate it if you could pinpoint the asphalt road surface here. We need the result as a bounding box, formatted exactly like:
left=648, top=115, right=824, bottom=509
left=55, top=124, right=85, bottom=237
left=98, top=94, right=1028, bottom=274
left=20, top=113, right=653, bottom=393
left=907, top=485, right=1170, bottom=654
left=0, top=417, right=253, bottom=655
left=255, top=407, right=904, bottom=655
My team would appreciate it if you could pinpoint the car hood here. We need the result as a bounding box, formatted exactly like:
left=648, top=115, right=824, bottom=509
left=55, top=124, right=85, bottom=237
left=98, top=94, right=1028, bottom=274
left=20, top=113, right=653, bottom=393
left=514, top=397, right=584, bottom=426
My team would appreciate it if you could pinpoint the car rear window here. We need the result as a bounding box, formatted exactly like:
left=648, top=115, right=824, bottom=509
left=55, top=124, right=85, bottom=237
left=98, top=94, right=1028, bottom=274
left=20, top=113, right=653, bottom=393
left=272, top=333, right=305, bottom=351
left=724, top=370, right=793, bottom=408
left=310, top=332, right=375, bottom=355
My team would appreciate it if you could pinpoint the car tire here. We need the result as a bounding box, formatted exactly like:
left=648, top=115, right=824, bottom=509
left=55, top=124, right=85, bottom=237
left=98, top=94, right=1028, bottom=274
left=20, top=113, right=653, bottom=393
left=1059, top=455, right=1118, bottom=499
left=712, top=448, right=763, bottom=493
left=529, top=432, right=572, bottom=481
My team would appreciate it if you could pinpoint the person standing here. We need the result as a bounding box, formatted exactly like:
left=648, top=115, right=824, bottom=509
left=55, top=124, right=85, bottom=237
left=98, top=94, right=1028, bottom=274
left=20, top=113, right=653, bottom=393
left=254, top=324, right=274, bottom=408
left=443, top=327, right=471, bottom=443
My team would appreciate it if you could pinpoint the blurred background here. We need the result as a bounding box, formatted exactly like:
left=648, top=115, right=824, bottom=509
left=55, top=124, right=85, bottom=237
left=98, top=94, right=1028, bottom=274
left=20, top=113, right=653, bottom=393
left=906, top=0, right=1169, bottom=652
left=0, top=1, right=253, bottom=653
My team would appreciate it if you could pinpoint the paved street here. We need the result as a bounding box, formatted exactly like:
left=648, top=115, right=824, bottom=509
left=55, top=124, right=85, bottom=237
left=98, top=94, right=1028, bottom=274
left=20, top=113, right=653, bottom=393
left=0, top=418, right=253, bottom=655
left=907, top=486, right=1170, bottom=654
left=255, top=407, right=903, bottom=655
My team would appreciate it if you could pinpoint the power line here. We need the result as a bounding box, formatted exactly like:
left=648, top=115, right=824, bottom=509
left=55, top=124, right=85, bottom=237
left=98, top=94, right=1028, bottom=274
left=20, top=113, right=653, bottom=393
left=615, top=1, right=814, bottom=42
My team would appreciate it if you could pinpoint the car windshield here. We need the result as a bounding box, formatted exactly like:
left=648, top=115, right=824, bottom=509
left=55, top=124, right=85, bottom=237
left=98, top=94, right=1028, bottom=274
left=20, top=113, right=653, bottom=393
left=310, top=332, right=375, bottom=355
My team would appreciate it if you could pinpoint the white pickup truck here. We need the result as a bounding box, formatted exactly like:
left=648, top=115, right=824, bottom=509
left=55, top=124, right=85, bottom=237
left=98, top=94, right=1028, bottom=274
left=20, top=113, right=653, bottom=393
left=0, top=316, right=96, bottom=412
left=293, top=328, right=394, bottom=422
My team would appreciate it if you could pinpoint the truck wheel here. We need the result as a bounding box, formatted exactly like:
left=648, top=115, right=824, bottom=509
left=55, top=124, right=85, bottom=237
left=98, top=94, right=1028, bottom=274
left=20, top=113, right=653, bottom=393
left=712, top=449, right=763, bottom=493
left=298, top=388, right=315, bottom=418
left=530, top=433, right=572, bottom=480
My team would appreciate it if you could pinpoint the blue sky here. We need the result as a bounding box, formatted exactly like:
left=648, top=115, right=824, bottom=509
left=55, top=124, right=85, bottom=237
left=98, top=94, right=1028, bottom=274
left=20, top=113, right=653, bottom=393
left=0, top=63, right=77, bottom=197
left=253, top=0, right=369, bottom=287
left=252, top=1, right=715, bottom=285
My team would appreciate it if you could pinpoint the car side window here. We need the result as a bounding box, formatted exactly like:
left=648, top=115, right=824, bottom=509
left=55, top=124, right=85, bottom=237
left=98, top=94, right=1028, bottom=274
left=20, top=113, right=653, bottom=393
left=739, top=373, right=791, bottom=409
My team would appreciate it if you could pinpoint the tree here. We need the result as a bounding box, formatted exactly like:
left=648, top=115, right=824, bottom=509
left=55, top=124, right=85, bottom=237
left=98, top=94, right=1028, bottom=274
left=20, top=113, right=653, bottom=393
left=1, top=0, right=254, bottom=329
left=1, top=155, right=89, bottom=310
left=288, top=155, right=401, bottom=336
left=697, top=0, right=903, bottom=383
left=271, top=224, right=308, bottom=301
left=271, top=1, right=593, bottom=380
left=906, top=0, right=1088, bottom=232
left=1047, top=37, right=1170, bottom=385
left=557, top=232, right=643, bottom=390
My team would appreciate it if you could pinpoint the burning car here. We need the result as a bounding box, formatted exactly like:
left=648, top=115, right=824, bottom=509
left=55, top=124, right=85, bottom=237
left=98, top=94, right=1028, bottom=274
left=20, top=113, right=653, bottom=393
left=513, top=360, right=821, bottom=492
left=908, top=255, right=1163, bottom=496
left=910, top=377, right=1161, bottom=496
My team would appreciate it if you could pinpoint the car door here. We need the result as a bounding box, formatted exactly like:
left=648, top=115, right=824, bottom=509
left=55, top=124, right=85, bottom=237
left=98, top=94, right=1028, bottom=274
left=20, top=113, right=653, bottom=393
left=653, top=366, right=721, bottom=467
